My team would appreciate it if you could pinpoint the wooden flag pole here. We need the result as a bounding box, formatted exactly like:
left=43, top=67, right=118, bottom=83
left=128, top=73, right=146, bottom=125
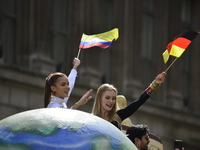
left=77, top=48, right=81, bottom=59
left=164, top=57, right=178, bottom=72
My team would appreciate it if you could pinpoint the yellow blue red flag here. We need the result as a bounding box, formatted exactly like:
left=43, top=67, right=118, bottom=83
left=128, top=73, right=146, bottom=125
left=79, top=28, right=119, bottom=49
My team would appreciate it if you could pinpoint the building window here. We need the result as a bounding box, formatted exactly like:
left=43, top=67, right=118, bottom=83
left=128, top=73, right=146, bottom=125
left=181, top=0, right=192, bottom=27
left=52, top=0, right=69, bottom=72
left=180, top=0, right=192, bottom=107
left=141, top=0, right=155, bottom=85
left=99, top=0, right=114, bottom=83
left=0, top=0, right=16, bottom=65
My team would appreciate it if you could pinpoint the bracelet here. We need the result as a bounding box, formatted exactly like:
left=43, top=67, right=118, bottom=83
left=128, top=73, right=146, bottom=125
left=145, top=86, right=154, bottom=95
left=150, top=80, right=160, bottom=91
left=145, top=80, right=160, bottom=96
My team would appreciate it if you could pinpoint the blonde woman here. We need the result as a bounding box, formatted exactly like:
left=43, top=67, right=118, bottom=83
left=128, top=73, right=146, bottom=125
left=91, top=72, right=166, bottom=129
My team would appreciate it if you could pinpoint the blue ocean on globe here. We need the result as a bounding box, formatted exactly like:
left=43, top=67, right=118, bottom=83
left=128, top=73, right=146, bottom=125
left=0, top=108, right=137, bottom=150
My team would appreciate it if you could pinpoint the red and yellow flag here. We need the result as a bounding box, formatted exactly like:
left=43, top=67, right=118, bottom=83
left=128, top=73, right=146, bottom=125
left=162, top=30, right=198, bottom=63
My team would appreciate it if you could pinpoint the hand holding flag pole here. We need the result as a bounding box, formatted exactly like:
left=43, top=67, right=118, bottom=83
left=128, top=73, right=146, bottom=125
left=162, top=30, right=199, bottom=72
left=77, top=28, right=119, bottom=59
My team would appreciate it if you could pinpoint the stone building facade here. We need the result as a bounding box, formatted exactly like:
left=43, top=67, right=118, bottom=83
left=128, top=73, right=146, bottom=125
left=0, top=0, right=200, bottom=149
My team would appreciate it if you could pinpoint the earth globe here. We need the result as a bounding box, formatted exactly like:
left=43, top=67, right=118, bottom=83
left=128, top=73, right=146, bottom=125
left=0, top=108, right=137, bottom=150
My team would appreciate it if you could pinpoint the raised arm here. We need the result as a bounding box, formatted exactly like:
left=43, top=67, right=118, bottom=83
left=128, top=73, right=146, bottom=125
left=117, top=72, right=167, bottom=121
left=64, top=57, right=81, bottom=104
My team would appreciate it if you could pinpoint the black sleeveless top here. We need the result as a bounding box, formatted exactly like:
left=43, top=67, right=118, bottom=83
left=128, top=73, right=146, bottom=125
left=111, top=91, right=150, bottom=129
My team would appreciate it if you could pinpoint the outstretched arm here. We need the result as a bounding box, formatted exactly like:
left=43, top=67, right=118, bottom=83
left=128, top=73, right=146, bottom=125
left=71, top=89, right=93, bottom=109
left=64, top=57, right=81, bottom=104
left=117, top=72, right=167, bottom=121
left=68, top=57, right=81, bottom=87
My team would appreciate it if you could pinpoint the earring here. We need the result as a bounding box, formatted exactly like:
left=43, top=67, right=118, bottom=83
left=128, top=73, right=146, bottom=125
left=52, top=91, right=57, bottom=94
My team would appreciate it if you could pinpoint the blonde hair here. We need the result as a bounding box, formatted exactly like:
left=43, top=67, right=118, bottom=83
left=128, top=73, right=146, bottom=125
left=116, top=95, right=133, bottom=129
left=92, top=84, right=122, bottom=125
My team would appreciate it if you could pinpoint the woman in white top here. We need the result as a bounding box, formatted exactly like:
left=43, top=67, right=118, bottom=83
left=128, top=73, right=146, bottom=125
left=44, top=57, right=92, bottom=108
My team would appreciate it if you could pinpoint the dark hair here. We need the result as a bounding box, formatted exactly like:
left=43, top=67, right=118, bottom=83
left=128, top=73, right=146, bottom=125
left=43, top=72, right=66, bottom=107
left=126, top=124, right=149, bottom=143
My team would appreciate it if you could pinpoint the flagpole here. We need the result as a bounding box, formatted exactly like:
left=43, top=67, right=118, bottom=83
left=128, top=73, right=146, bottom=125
left=164, top=57, right=178, bottom=72
left=77, top=48, right=81, bottom=59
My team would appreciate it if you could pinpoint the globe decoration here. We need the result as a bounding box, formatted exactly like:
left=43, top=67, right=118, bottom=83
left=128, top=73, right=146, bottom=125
left=0, top=108, right=137, bottom=150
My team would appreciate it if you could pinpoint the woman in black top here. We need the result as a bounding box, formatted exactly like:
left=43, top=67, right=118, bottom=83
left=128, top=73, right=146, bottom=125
left=91, top=72, right=166, bottom=129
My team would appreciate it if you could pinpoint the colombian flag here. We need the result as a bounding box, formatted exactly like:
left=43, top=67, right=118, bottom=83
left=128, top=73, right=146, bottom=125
left=79, top=28, right=119, bottom=49
left=162, top=30, right=198, bottom=63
